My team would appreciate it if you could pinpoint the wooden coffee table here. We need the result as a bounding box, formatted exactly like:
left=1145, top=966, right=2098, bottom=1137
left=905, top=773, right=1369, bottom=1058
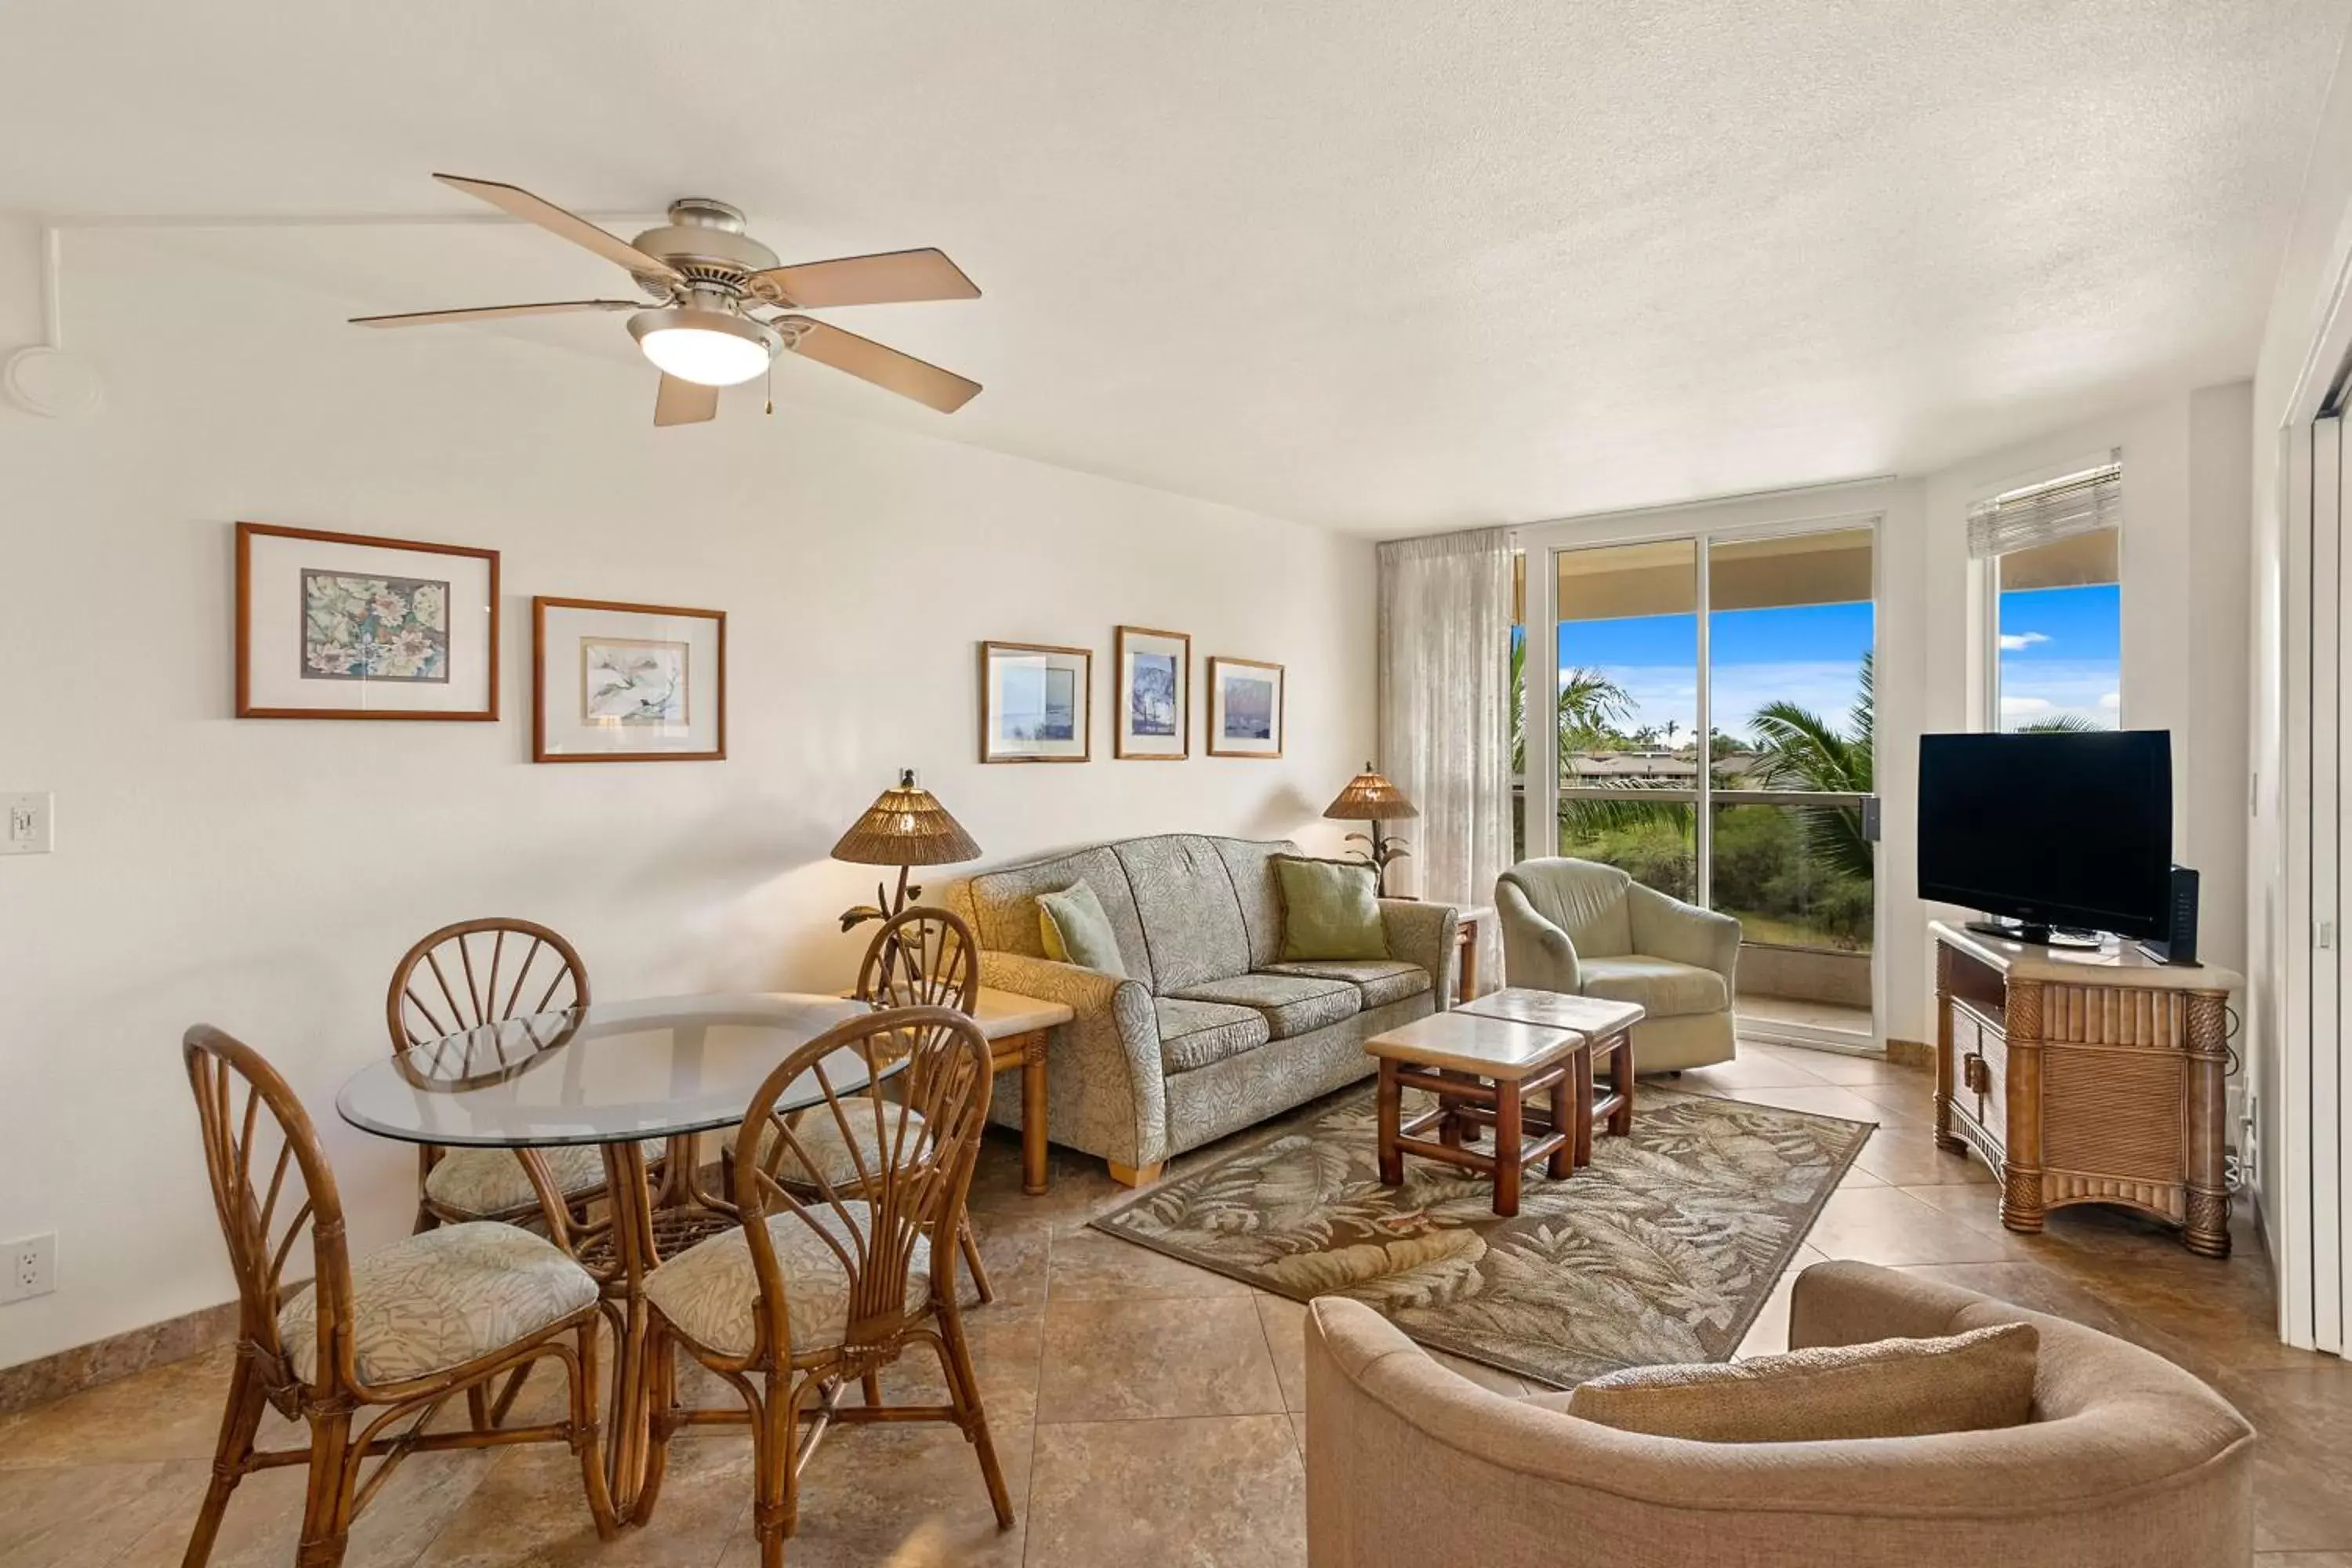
left=1365, top=1006, right=1627, bottom=1217
left=1457, top=989, right=1643, bottom=1164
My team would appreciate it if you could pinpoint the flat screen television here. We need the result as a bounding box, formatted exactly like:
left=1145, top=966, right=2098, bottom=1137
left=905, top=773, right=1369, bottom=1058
left=1917, top=730, right=2172, bottom=943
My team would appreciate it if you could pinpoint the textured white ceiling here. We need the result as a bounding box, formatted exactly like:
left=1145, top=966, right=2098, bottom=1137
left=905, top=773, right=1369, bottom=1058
left=2, top=2, right=2343, bottom=535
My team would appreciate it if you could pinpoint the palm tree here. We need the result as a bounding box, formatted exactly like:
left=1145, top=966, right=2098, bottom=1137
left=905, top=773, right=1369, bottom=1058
left=1508, top=633, right=1637, bottom=774
left=1748, top=652, right=1875, bottom=881
left=2017, top=714, right=2101, bottom=733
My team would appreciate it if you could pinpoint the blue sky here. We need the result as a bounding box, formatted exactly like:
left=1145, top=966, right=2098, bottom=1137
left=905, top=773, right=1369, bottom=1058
left=1997, top=583, right=2121, bottom=729
left=1544, top=583, right=2119, bottom=742
left=1557, top=600, right=1873, bottom=742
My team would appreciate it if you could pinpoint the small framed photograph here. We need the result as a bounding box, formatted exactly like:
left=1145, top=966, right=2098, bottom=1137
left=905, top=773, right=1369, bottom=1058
left=532, top=597, right=725, bottom=763
left=1115, top=626, right=1190, bottom=760
left=1207, top=656, right=1284, bottom=757
left=980, top=641, right=1092, bottom=763
left=235, top=521, right=499, bottom=720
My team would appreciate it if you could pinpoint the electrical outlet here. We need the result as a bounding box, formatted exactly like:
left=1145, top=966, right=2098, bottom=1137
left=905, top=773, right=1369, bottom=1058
left=1, top=1232, right=55, bottom=1305
left=2, top=792, right=53, bottom=855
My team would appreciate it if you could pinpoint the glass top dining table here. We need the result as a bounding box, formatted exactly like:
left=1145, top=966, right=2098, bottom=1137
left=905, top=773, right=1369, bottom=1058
left=334, top=989, right=887, bottom=1524
left=336, top=991, right=883, bottom=1151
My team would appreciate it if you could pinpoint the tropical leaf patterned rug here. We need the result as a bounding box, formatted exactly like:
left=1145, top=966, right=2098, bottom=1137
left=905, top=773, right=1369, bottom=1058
left=1091, top=1085, right=1873, bottom=1388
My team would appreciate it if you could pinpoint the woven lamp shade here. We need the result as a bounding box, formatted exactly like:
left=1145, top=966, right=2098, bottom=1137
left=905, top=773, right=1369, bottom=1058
left=1323, top=763, right=1418, bottom=821
left=831, top=770, right=982, bottom=866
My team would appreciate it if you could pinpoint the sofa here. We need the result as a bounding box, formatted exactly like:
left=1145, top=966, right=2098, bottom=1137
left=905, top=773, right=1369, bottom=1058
left=1305, top=1260, right=2256, bottom=1568
left=942, top=833, right=1459, bottom=1183
left=1496, top=856, right=1740, bottom=1073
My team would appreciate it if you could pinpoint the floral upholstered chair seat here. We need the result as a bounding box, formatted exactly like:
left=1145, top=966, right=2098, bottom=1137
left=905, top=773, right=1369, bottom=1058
left=423, top=1139, right=667, bottom=1218
left=276, top=1221, right=600, bottom=1385
left=643, top=1200, right=931, bottom=1358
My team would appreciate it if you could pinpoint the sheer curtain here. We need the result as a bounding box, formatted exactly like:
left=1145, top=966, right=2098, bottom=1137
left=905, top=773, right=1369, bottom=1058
left=1377, top=528, right=1515, bottom=985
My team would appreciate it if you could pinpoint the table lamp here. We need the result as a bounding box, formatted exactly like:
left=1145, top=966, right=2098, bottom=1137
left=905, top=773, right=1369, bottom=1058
left=832, top=768, right=982, bottom=933
left=1323, top=762, right=1418, bottom=896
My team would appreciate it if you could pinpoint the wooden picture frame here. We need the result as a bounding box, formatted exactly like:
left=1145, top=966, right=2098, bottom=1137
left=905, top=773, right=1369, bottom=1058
left=1114, top=626, right=1191, bottom=760
left=532, top=596, right=727, bottom=763
left=980, top=641, right=1093, bottom=763
left=235, top=521, right=499, bottom=720
left=1207, top=656, right=1285, bottom=758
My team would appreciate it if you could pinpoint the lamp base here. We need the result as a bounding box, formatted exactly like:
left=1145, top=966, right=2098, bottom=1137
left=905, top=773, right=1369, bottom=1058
left=838, top=864, right=921, bottom=934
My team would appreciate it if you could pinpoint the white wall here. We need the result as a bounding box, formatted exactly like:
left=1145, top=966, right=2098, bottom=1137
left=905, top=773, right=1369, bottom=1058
left=0, top=225, right=1375, bottom=1368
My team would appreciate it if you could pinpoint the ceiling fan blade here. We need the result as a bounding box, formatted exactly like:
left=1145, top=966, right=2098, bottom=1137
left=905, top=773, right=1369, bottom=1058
left=654, top=375, right=720, bottom=427
left=350, top=299, right=641, bottom=328
left=779, top=317, right=981, bottom=413
left=433, top=173, right=684, bottom=285
left=751, top=248, right=979, bottom=309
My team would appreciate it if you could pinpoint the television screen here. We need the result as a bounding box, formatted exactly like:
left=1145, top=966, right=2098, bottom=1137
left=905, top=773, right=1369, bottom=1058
left=1917, top=730, right=2172, bottom=940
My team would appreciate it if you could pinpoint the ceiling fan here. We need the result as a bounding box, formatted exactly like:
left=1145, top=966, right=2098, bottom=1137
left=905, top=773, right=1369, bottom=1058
left=351, top=174, right=982, bottom=426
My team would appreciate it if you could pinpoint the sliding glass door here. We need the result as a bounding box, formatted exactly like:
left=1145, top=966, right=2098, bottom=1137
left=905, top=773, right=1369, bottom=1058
left=1543, top=522, right=1878, bottom=1047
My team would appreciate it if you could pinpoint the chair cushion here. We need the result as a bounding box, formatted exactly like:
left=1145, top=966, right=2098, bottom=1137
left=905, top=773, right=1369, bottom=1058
left=644, top=1200, right=931, bottom=1359
left=278, top=1221, right=598, bottom=1385
left=1272, top=855, right=1390, bottom=962
left=1260, top=958, right=1433, bottom=1010
left=1153, top=996, right=1271, bottom=1073
left=1038, top=881, right=1129, bottom=978
left=423, top=1140, right=663, bottom=1218
left=1577, top=955, right=1730, bottom=1018
left=756, top=1098, right=929, bottom=1189
left=1503, top=859, right=1634, bottom=957
left=1563, top=1322, right=2040, bottom=1443
left=1168, top=972, right=1360, bottom=1040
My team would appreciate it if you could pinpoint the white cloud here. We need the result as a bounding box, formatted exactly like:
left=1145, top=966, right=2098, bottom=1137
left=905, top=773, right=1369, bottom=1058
left=2099, top=691, right=2120, bottom=710
left=2000, top=695, right=2053, bottom=718
left=1998, top=632, right=2051, bottom=652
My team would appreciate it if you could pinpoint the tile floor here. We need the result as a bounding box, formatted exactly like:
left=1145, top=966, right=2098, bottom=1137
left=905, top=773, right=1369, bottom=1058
left=3, top=1040, right=2347, bottom=1566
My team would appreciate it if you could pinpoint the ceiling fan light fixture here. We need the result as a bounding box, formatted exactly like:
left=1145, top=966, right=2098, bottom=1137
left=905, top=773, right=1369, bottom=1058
left=626, top=307, right=779, bottom=387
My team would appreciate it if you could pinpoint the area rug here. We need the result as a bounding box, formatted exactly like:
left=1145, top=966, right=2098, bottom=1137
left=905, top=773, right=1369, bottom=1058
left=1091, top=1085, right=1874, bottom=1388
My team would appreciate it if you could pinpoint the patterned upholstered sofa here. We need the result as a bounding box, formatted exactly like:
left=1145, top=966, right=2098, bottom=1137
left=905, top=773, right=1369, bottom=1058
left=941, top=833, right=1460, bottom=1184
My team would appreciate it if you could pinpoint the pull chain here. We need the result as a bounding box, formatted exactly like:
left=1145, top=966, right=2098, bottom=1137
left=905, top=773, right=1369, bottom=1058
left=765, top=361, right=774, bottom=416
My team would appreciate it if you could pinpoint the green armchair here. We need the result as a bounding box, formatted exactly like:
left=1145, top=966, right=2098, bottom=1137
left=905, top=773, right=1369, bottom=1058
left=1495, top=856, right=1740, bottom=1072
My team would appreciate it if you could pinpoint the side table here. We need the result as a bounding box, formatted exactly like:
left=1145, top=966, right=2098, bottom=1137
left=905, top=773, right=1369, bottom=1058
left=970, top=987, right=1073, bottom=1196
left=1453, top=904, right=1495, bottom=1004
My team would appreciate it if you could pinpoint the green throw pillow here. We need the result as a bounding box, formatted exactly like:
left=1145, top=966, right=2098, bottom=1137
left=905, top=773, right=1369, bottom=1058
left=1038, top=882, right=1128, bottom=978
left=1274, top=855, right=1390, bottom=962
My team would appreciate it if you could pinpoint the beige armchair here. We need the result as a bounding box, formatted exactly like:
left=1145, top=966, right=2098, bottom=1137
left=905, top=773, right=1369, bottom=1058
left=1496, top=856, right=1740, bottom=1072
left=1305, top=1261, right=2256, bottom=1568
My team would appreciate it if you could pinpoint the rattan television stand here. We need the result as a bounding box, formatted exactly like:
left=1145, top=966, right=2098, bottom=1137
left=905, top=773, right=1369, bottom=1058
left=1931, top=920, right=2241, bottom=1258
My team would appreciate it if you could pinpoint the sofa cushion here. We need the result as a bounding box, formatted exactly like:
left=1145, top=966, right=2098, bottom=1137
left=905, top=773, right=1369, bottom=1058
left=1261, top=957, right=1432, bottom=1011
left=1208, top=837, right=1295, bottom=969
left=1562, top=1322, right=2040, bottom=1443
left=1154, top=996, right=1271, bottom=1073
left=1115, top=835, right=1254, bottom=992
left=1039, top=882, right=1128, bottom=978
left=952, top=844, right=1156, bottom=989
left=1168, top=972, right=1360, bottom=1040
left=1577, top=955, right=1729, bottom=1018
left=1273, top=855, right=1391, bottom=961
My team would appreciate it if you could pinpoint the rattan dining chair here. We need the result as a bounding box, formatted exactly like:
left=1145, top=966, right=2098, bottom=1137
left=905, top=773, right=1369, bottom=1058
left=180, top=1025, right=615, bottom=1568
left=736, top=907, right=999, bottom=1303
left=634, top=1006, right=1014, bottom=1568
left=387, top=917, right=661, bottom=1237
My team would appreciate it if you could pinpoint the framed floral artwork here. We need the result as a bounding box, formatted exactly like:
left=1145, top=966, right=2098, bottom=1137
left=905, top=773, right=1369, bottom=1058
left=980, top=641, right=1092, bottom=763
left=1114, top=626, right=1190, bottom=760
left=235, top=521, right=499, bottom=720
left=532, top=597, right=726, bottom=763
left=1207, top=656, right=1284, bottom=757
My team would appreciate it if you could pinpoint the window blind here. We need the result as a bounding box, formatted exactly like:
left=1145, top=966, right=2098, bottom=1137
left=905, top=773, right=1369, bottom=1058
left=1966, top=458, right=2122, bottom=560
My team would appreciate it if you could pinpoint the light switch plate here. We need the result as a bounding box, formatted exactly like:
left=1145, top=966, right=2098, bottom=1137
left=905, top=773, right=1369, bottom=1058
left=2, top=793, right=53, bottom=855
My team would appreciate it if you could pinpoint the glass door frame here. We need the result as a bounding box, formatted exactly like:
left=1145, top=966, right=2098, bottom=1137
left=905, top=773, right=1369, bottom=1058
left=1519, top=502, right=1886, bottom=1052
